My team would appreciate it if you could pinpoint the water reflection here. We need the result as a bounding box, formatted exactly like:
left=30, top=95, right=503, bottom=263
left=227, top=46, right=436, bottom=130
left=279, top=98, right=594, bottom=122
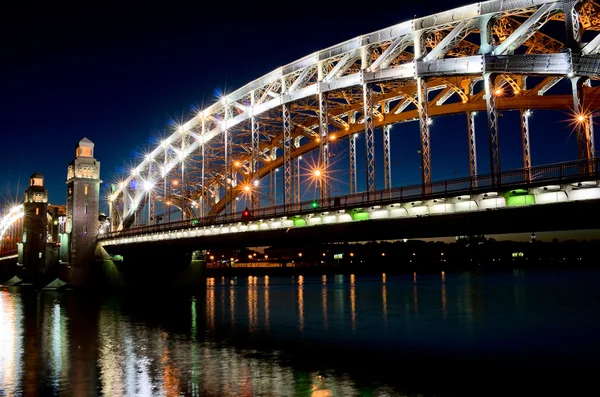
left=297, top=275, right=304, bottom=333
left=382, top=274, right=387, bottom=327
left=322, top=276, right=328, bottom=330
left=350, top=274, right=356, bottom=332
left=0, top=291, right=23, bottom=396
left=1, top=270, right=599, bottom=396
left=441, top=271, right=447, bottom=321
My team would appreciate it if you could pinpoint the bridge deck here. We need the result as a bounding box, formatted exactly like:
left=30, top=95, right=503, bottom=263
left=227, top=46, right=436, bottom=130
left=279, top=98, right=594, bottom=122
left=101, top=159, right=599, bottom=243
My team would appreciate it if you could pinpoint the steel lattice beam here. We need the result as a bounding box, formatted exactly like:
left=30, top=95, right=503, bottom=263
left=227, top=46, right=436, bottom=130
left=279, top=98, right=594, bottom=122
left=349, top=134, right=357, bottom=194
left=521, top=109, right=533, bottom=182
left=383, top=124, right=392, bottom=190
left=417, top=77, right=432, bottom=191
left=319, top=92, right=329, bottom=199
left=363, top=84, right=376, bottom=193
left=283, top=104, right=293, bottom=208
left=484, top=73, right=501, bottom=186
left=466, top=111, right=478, bottom=186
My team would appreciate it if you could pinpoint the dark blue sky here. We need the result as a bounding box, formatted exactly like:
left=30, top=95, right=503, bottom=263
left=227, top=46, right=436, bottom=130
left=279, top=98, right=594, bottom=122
left=0, top=0, right=581, bottom=209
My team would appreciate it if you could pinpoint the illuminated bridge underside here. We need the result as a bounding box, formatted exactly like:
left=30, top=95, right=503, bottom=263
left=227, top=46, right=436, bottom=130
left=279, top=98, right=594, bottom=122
left=110, top=0, right=600, bottom=231
left=101, top=160, right=600, bottom=246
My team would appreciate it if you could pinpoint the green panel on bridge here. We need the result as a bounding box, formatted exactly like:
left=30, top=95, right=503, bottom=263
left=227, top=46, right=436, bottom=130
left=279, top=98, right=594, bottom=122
left=293, top=218, right=307, bottom=226
left=503, top=189, right=529, bottom=197
left=350, top=211, right=370, bottom=221
left=506, top=194, right=536, bottom=207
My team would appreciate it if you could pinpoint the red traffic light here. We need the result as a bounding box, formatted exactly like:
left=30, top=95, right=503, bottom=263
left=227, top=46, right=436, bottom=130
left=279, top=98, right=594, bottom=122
left=243, top=211, right=249, bottom=216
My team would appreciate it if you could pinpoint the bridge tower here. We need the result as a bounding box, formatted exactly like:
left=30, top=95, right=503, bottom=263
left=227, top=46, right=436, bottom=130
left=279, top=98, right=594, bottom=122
left=61, top=138, right=101, bottom=285
left=19, top=172, right=48, bottom=277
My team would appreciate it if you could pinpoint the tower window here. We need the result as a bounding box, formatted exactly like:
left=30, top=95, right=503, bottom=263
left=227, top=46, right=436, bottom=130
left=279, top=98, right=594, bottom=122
left=35, top=208, right=39, bottom=215
left=84, top=205, right=88, bottom=214
left=83, top=226, right=87, bottom=235
left=84, top=185, right=88, bottom=195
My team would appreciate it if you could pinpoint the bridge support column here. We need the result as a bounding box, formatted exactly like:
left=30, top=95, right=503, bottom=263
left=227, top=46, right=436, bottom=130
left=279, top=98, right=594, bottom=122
left=200, top=118, right=206, bottom=218
left=484, top=73, right=501, bottom=186
left=251, top=92, right=260, bottom=210
left=283, top=104, right=293, bottom=209
left=319, top=91, right=329, bottom=200
left=223, top=101, right=232, bottom=217
left=363, top=83, right=376, bottom=194
left=466, top=111, right=478, bottom=187
left=383, top=124, right=392, bottom=190
left=521, top=109, right=532, bottom=182
left=571, top=77, right=595, bottom=172
left=349, top=132, right=357, bottom=195
left=417, top=77, right=431, bottom=193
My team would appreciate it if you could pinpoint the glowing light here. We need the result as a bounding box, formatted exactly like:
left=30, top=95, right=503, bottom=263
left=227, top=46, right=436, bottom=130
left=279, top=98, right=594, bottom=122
left=426, top=118, right=433, bottom=126
left=381, top=252, right=386, bottom=256
left=171, top=180, right=179, bottom=186
left=329, top=134, right=337, bottom=141
left=525, top=110, right=532, bottom=118
left=244, top=185, right=251, bottom=192
left=577, top=114, right=586, bottom=122
left=514, top=89, right=520, bottom=95
left=353, top=133, right=359, bottom=138
left=221, top=96, right=227, bottom=105
left=143, top=180, right=154, bottom=192
left=119, top=182, right=126, bottom=189
left=234, top=161, right=241, bottom=167
left=314, top=169, right=322, bottom=177
left=253, top=180, right=259, bottom=187
left=108, top=195, right=115, bottom=202
left=298, top=252, right=303, bottom=257
left=316, top=137, right=321, bottom=143
left=568, top=72, right=574, bottom=78
left=298, top=156, right=303, bottom=160
left=166, top=201, right=172, bottom=206
left=495, top=88, right=503, bottom=96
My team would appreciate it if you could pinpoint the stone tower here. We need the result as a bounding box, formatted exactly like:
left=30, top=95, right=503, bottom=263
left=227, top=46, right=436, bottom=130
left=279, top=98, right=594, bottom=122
left=62, top=138, right=101, bottom=285
left=20, top=172, right=48, bottom=274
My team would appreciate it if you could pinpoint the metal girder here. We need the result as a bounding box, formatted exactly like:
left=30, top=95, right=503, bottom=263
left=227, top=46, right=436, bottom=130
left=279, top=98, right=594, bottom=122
left=283, top=103, right=293, bottom=208
left=466, top=111, right=478, bottom=185
left=251, top=117, right=260, bottom=210
left=349, top=134, right=357, bottom=194
left=562, top=0, right=582, bottom=49
left=571, top=77, right=595, bottom=166
left=492, top=3, right=559, bottom=55
left=319, top=92, right=329, bottom=199
left=200, top=119, right=206, bottom=218
left=224, top=106, right=232, bottom=216
left=148, top=163, right=155, bottom=224
left=521, top=109, right=532, bottom=181
left=417, top=77, right=432, bottom=191
left=324, top=50, right=360, bottom=81
left=369, top=35, right=412, bottom=71
left=534, top=76, right=563, bottom=95
left=363, top=84, right=376, bottom=193
left=582, top=33, right=600, bottom=54
left=289, top=66, right=316, bottom=92
left=484, top=73, right=501, bottom=186
left=383, top=124, right=392, bottom=190
left=424, top=19, right=477, bottom=62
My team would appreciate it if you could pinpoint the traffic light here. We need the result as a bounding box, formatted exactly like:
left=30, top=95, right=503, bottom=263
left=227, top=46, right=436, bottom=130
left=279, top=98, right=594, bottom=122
left=311, top=201, right=319, bottom=209
left=241, top=207, right=252, bottom=223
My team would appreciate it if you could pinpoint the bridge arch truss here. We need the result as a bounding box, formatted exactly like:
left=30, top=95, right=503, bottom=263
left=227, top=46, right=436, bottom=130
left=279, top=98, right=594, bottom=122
left=109, top=0, right=600, bottom=231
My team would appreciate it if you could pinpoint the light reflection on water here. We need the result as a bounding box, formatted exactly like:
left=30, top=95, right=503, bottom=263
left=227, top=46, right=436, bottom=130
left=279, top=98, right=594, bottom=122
left=0, top=270, right=600, bottom=396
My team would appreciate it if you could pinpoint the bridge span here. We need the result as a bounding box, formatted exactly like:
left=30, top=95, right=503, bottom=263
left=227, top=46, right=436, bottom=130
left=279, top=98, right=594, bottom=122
left=100, top=159, right=600, bottom=250
left=106, top=0, right=600, bottom=237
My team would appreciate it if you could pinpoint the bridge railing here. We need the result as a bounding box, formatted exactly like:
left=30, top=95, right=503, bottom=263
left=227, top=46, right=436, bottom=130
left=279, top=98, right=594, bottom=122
left=101, top=158, right=599, bottom=240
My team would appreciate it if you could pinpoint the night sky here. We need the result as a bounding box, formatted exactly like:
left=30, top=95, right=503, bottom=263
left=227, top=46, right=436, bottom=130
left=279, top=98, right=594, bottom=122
left=0, top=0, right=585, bottom=212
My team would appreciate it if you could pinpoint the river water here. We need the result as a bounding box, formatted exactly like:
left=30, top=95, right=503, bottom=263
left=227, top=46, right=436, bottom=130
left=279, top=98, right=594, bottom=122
left=1, top=269, right=599, bottom=396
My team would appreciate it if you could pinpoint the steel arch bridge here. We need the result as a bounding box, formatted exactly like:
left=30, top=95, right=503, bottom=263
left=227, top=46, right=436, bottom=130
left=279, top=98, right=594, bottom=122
left=109, top=0, right=600, bottom=232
